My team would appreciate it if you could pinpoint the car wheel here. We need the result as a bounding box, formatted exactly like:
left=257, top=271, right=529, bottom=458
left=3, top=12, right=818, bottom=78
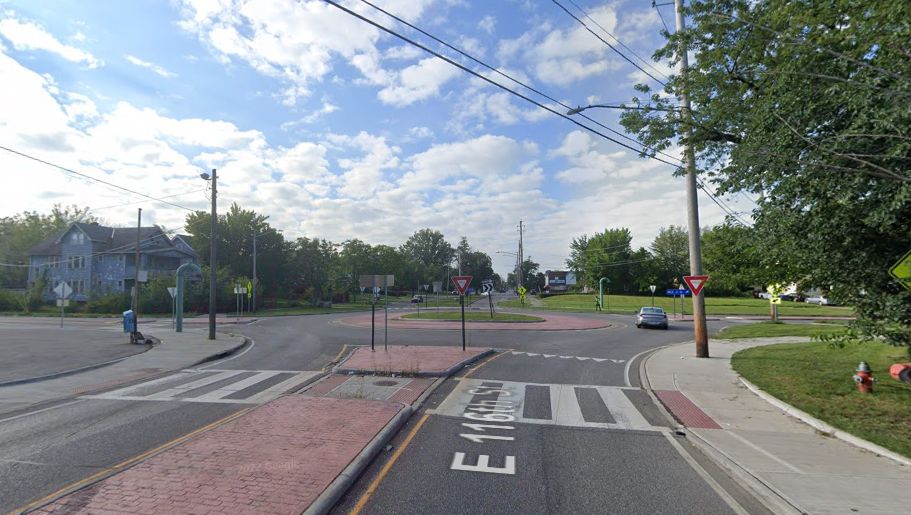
left=662, top=325, right=668, bottom=330
left=636, top=324, right=641, bottom=328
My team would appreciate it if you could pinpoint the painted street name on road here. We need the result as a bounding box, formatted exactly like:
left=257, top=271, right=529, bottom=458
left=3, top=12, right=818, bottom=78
left=450, top=382, right=517, bottom=476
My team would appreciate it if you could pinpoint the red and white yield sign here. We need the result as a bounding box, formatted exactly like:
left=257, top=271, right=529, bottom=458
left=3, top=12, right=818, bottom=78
left=683, top=275, right=709, bottom=296
left=451, top=275, right=473, bottom=295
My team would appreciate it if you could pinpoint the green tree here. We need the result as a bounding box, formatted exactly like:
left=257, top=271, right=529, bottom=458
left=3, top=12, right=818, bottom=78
left=577, top=228, right=636, bottom=293
left=400, top=228, right=454, bottom=273
left=650, top=226, right=689, bottom=288
left=620, top=0, right=911, bottom=345
left=702, top=223, right=763, bottom=295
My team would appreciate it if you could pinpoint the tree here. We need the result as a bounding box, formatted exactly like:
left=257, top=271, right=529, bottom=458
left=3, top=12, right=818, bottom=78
left=701, top=223, right=763, bottom=295
left=620, top=0, right=911, bottom=345
left=573, top=228, right=636, bottom=293
left=0, top=205, right=96, bottom=289
left=650, top=226, right=689, bottom=288
left=565, top=235, right=590, bottom=284
left=400, top=228, right=454, bottom=272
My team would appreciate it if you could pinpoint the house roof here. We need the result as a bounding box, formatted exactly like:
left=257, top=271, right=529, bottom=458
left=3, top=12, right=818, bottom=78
left=29, top=223, right=196, bottom=258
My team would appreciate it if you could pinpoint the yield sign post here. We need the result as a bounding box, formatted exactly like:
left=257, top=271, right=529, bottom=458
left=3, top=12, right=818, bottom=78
left=682, top=275, right=709, bottom=297
left=452, top=275, right=473, bottom=351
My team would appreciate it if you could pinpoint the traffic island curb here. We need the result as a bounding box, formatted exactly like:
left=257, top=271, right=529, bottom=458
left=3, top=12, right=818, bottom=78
left=334, top=346, right=494, bottom=377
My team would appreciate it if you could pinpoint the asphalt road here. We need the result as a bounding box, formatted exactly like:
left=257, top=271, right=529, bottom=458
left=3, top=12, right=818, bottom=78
left=0, top=298, right=756, bottom=513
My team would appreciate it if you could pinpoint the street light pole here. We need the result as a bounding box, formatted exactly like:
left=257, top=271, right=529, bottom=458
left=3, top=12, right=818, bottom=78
left=252, top=231, right=257, bottom=314
left=201, top=169, right=217, bottom=340
left=674, top=0, right=709, bottom=357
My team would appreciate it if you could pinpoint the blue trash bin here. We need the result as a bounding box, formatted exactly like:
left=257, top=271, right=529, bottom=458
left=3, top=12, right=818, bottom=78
left=123, top=310, right=136, bottom=333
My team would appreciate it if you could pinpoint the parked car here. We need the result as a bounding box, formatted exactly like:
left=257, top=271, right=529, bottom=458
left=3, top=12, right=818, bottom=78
left=805, top=296, right=829, bottom=305
left=636, top=307, right=668, bottom=330
left=411, top=295, right=424, bottom=303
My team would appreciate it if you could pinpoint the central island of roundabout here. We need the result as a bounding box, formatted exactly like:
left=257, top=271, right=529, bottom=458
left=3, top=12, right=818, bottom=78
left=337, top=309, right=611, bottom=331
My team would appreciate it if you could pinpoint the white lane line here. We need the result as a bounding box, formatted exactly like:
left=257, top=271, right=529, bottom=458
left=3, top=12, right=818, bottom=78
left=0, top=400, right=85, bottom=425
left=550, top=384, right=586, bottom=427
left=662, top=431, right=751, bottom=515
left=143, top=370, right=249, bottom=400
left=596, top=386, right=651, bottom=430
left=192, top=371, right=282, bottom=402
left=198, top=338, right=256, bottom=369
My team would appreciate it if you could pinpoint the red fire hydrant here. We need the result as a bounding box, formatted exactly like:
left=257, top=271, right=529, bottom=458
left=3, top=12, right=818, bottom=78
left=853, top=361, right=874, bottom=393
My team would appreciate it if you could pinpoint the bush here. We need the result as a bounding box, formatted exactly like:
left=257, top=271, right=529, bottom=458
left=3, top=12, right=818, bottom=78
left=0, top=289, right=24, bottom=312
left=85, top=292, right=130, bottom=314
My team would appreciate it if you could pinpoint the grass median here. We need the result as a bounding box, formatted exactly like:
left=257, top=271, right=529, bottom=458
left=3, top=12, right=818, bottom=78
left=401, top=311, right=543, bottom=322
left=732, top=340, right=911, bottom=458
left=499, top=293, right=852, bottom=317
left=716, top=320, right=848, bottom=339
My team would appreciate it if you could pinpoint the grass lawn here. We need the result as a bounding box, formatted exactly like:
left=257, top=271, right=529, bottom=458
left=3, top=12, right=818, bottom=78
left=499, top=293, right=852, bottom=317
left=716, top=321, right=848, bottom=339
left=401, top=311, right=543, bottom=322
left=732, top=341, right=911, bottom=458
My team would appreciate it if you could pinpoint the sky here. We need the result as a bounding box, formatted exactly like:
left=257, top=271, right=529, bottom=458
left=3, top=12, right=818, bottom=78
left=0, top=0, right=751, bottom=277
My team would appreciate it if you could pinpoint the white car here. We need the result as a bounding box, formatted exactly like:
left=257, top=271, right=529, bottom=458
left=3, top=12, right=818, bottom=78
left=805, top=296, right=829, bottom=305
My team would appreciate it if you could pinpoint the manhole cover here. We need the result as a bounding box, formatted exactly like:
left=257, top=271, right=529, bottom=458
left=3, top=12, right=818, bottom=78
left=374, top=380, right=398, bottom=386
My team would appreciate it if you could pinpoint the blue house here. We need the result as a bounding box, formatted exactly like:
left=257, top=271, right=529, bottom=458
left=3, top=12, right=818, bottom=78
left=27, top=222, right=199, bottom=302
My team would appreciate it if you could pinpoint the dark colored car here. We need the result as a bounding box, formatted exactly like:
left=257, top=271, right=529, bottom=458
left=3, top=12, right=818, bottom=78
left=636, top=307, right=668, bottom=329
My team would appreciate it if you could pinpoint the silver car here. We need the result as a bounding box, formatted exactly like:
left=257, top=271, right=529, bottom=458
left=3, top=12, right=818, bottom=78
left=636, top=307, right=668, bottom=329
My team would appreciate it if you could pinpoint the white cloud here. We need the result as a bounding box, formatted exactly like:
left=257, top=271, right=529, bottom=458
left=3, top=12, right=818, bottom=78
left=0, top=13, right=102, bottom=68
left=409, top=126, right=433, bottom=139
left=125, top=54, right=178, bottom=78
left=478, top=15, right=495, bottom=35
left=377, top=57, right=460, bottom=106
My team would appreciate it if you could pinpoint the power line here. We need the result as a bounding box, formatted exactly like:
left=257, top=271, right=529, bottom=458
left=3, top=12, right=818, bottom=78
left=325, top=0, right=679, bottom=166
left=551, top=0, right=666, bottom=86
left=566, top=0, right=670, bottom=81
left=0, top=145, right=197, bottom=212
left=356, top=0, right=660, bottom=159
left=89, top=190, right=206, bottom=212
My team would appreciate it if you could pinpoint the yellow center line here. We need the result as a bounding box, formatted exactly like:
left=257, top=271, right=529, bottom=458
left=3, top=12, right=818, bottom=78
left=349, top=413, right=430, bottom=515
left=463, top=349, right=510, bottom=379
left=13, top=407, right=253, bottom=514
left=323, top=344, right=349, bottom=372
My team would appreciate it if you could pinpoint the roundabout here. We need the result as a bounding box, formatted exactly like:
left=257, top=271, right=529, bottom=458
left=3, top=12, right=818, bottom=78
left=337, top=309, right=612, bottom=331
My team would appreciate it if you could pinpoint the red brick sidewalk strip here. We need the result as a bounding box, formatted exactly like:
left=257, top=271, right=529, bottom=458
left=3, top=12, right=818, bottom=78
left=336, top=345, right=493, bottom=376
left=339, top=311, right=611, bottom=331
left=655, top=390, right=722, bottom=429
left=37, top=396, right=404, bottom=515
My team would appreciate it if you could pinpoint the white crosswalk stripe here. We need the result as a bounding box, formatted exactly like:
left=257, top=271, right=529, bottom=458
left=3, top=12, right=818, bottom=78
left=508, top=351, right=625, bottom=364
left=80, top=369, right=321, bottom=404
left=432, top=378, right=661, bottom=431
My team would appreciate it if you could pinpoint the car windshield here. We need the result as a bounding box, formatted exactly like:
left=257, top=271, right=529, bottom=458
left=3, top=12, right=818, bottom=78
left=641, top=307, right=665, bottom=315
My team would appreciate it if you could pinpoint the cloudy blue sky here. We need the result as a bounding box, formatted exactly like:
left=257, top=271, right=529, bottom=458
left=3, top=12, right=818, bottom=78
left=0, top=0, right=750, bottom=276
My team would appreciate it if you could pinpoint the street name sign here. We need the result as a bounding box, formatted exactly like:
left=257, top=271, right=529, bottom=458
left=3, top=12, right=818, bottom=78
left=665, top=289, right=690, bottom=296
left=452, top=275, right=473, bottom=295
left=682, top=275, right=709, bottom=296
left=889, top=248, right=911, bottom=291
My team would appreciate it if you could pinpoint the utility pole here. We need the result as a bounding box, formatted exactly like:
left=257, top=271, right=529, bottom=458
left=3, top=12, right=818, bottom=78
left=208, top=169, right=217, bottom=340
left=132, top=208, right=141, bottom=340
left=674, top=0, right=709, bottom=357
left=252, top=231, right=257, bottom=314
left=518, top=220, right=524, bottom=289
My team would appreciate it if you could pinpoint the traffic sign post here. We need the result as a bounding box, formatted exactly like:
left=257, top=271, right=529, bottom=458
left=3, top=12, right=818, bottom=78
left=168, top=287, right=177, bottom=330
left=517, top=286, right=527, bottom=306
left=649, top=284, right=656, bottom=306
left=452, top=276, right=473, bottom=351
left=54, top=281, right=72, bottom=328
left=482, top=280, right=494, bottom=319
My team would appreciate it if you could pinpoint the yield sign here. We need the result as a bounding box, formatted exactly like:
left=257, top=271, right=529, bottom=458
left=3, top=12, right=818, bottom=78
left=451, top=275, right=473, bottom=295
left=683, top=275, right=709, bottom=296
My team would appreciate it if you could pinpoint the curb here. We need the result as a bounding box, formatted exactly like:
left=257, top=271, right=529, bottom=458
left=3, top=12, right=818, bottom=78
left=303, top=403, right=412, bottom=515
left=0, top=345, right=153, bottom=388
left=738, top=376, right=911, bottom=467
left=305, top=349, right=495, bottom=514
left=334, top=348, right=495, bottom=377
left=639, top=344, right=806, bottom=515
left=189, top=337, right=251, bottom=367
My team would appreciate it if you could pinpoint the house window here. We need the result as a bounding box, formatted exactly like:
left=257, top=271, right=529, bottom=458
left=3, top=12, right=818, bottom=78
left=67, top=256, right=86, bottom=269
left=96, top=255, right=103, bottom=263
left=71, top=232, right=84, bottom=244
left=117, top=280, right=123, bottom=289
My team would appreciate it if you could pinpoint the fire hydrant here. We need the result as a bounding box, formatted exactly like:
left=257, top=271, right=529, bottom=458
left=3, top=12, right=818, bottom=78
left=853, top=361, right=874, bottom=393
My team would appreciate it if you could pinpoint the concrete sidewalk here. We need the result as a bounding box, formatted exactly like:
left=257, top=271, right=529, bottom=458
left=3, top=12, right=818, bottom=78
left=0, top=328, right=246, bottom=416
left=645, top=338, right=911, bottom=515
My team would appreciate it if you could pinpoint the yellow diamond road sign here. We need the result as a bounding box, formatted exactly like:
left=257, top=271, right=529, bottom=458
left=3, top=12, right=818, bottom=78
left=890, top=248, right=911, bottom=290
